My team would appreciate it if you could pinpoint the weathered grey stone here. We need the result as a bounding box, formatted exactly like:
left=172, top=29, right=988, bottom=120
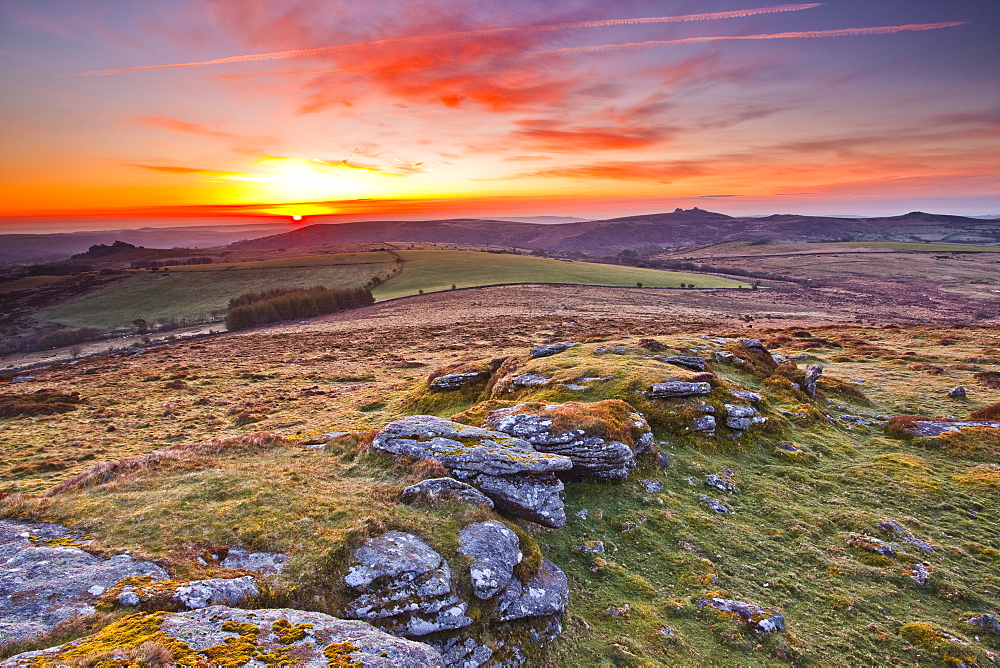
left=804, top=363, right=824, bottom=397
left=909, top=562, right=930, bottom=585
left=483, top=401, right=653, bottom=481
left=740, top=338, right=765, bottom=350
left=659, top=452, right=672, bottom=468
left=373, top=416, right=572, bottom=527
left=693, top=415, right=716, bottom=434
left=731, top=390, right=763, bottom=403
left=647, top=381, right=711, bottom=398
left=699, top=495, right=731, bottom=514
left=3, top=606, right=445, bottom=667
left=530, top=341, right=577, bottom=358
left=429, top=636, right=494, bottom=667
left=220, top=548, right=288, bottom=574
left=511, top=373, right=552, bottom=388
left=725, top=403, right=765, bottom=430
left=698, top=598, right=785, bottom=633
left=373, top=416, right=572, bottom=478
left=642, top=479, right=664, bottom=493
left=877, top=521, right=935, bottom=553
left=969, top=613, right=1000, bottom=636
left=460, top=471, right=567, bottom=528
left=649, top=355, right=706, bottom=371
left=173, top=576, right=259, bottom=609
left=705, top=474, right=735, bottom=493
left=430, top=372, right=483, bottom=390
left=900, top=420, right=1000, bottom=437
left=574, top=541, right=605, bottom=553
left=947, top=386, right=967, bottom=398
left=458, top=521, right=522, bottom=600
left=715, top=351, right=735, bottom=362
left=0, top=520, right=168, bottom=643
left=496, top=559, right=568, bottom=622
left=401, top=478, right=494, bottom=509
left=344, top=531, right=472, bottom=637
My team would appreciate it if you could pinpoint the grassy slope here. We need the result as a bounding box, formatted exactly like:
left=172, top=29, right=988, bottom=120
left=372, top=250, right=748, bottom=301
left=38, top=255, right=397, bottom=329
left=2, top=325, right=998, bottom=665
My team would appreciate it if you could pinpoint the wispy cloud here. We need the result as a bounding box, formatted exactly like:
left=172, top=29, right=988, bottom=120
left=76, top=4, right=822, bottom=76
left=134, top=116, right=238, bottom=140
left=539, top=22, right=966, bottom=56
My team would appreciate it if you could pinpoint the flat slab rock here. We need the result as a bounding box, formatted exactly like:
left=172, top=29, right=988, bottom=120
left=400, top=478, right=494, bottom=509
left=0, top=520, right=168, bottom=643
left=220, top=548, right=288, bottom=574
left=483, top=400, right=653, bottom=481
left=373, top=416, right=571, bottom=527
left=647, top=381, right=712, bottom=398
left=2, top=606, right=444, bottom=667
left=902, top=420, right=1000, bottom=437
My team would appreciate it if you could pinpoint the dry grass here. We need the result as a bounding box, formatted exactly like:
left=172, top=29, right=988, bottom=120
left=46, top=432, right=287, bottom=496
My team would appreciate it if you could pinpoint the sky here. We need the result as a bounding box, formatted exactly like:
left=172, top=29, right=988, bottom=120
left=0, top=0, right=998, bottom=231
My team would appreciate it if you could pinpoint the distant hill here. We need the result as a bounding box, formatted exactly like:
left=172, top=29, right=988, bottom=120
left=230, top=209, right=1000, bottom=254
left=0, top=224, right=289, bottom=267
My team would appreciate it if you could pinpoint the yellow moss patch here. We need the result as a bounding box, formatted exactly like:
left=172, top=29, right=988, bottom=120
left=25, top=612, right=202, bottom=665
left=954, top=464, right=1000, bottom=487
left=323, top=641, right=362, bottom=668
left=917, top=427, right=1000, bottom=460
left=272, top=617, right=313, bottom=645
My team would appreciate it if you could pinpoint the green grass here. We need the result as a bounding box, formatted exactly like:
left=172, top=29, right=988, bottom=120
left=39, top=257, right=397, bottom=329
left=834, top=242, right=1000, bottom=252
left=372, top=250, right=749, bottom=301
left=166, top=252, right=398, bottom=271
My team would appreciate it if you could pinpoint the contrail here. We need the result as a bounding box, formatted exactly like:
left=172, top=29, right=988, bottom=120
left=77, top=3, right=821, bottom=76
left=539, top=22, right=966, bottom=55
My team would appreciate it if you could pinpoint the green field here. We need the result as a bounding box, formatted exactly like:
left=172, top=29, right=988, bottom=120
left=372, top=250, right=748, bottom=301
left=835, top=241, right=1000, bottom=252
left=38, top=250, right=747, bottom=330
left=40, top=255, right=397, bottom=329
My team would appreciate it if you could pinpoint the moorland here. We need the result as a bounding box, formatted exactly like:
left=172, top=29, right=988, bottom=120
left=0, top=210, right=998, bottom=666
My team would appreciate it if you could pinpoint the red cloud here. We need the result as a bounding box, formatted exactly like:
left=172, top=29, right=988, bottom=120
left=510, top=119, right=672, bottom=151
left=520, top=160, right=707, bottom=182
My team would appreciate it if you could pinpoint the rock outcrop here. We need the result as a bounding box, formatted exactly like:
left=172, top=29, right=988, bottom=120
left=344, top=531, right=472, bottom=637
left=483, top=400, right=652, bottom=481
left=0, top=520, right=168, bottom=643
left=373, top=416, right=572, bottom=527
left=2, top=606, right=444, bottom=667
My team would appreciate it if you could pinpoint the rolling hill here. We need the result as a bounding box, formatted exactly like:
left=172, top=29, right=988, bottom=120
left=230, top=209, right=1000, bottom=254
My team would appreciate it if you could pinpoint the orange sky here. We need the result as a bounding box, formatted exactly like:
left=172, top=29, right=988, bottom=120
left=1, top=0, right=998, bottom=228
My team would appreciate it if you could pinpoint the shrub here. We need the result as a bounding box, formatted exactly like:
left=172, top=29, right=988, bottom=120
left=225, top=286, right=373, bottom=331
left=0, top=390, right=83, bottom=417
left=969, top=402, right=1000, bottom=420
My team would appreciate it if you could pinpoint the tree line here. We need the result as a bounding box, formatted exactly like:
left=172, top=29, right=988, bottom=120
left=225, top=285, right=374, bottom=331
